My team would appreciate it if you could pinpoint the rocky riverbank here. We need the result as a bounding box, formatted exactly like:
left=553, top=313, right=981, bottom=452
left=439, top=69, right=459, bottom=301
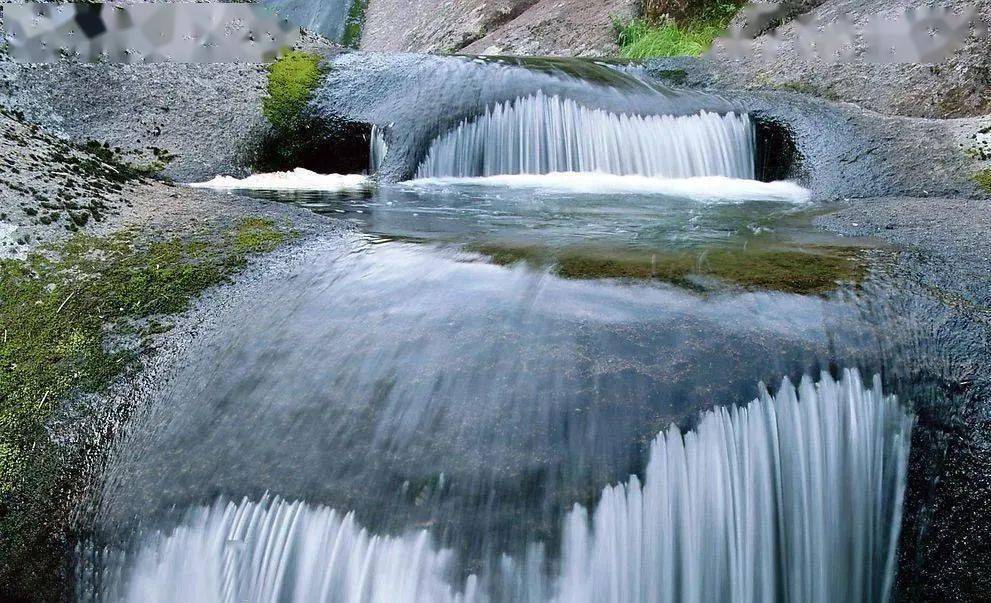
left=0, top=102, right=340, bottom=600
left=1, top=1, right=989, bottom=598
left=815, top=198, right=991, bottom=599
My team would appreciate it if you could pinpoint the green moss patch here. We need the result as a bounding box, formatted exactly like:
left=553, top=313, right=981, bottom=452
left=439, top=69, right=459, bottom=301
left=974, top=169, right=991, bottom=194
left=0, top=218, right=291, bottom=600
left=262, top=50, right=324, bottom=133
left=470, top=243, right=867, bottom=295
left=257, top=50, right=338, bottom=172
left=341, top=0, right=369, bottom=48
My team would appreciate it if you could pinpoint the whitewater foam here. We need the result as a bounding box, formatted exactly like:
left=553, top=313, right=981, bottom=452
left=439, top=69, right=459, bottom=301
left=80, top=369, right=911, bottom=603
left=404, top=173, right=811, bottom=204
left=189, top=169, right=370, bottom=192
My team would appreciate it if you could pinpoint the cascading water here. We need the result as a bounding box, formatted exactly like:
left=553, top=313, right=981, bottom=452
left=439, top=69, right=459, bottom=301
left=555, top=369, right=912, bottom=603
left=81, top=370, right=911, bottom=603
left=414, top=92, right=756, bottom=180
left=369, top=125, right=388, bottom=174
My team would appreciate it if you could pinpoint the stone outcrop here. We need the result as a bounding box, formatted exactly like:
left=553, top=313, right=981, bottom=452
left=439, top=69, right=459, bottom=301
left=715, top=0, right=991, bottom=118
left=359, top=0, right=637, bottom=56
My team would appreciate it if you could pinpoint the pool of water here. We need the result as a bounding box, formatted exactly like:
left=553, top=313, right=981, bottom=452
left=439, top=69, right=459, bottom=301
left=239, top=180, right=821, bottom=250
left=79, top=177, right=905, bottom=602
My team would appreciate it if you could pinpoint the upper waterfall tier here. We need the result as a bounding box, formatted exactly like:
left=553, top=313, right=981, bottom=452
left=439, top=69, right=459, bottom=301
left=414, top=93, right=755, bottom=180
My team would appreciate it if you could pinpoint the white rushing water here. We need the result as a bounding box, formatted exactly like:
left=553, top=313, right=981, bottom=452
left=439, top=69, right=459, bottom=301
left=404, top=174, right=810, bottom=204
left=415, top=92, right=756, bottom=180
left=369, top=125, right=388, bottom=174
left=189, top=169, right=370, bottom=191
left=83, top=369, right=911, bottom=603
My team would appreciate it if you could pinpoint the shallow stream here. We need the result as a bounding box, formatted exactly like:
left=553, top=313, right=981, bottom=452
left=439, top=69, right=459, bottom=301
left=77, top=59, right=921, bottom=603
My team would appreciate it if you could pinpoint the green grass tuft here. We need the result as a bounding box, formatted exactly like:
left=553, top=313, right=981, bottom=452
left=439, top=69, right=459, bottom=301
left=614, top=1, right=743, bottom=59
left=0, top=218, right=290, bottom=600
left=616, top=18, right=722, bottom=58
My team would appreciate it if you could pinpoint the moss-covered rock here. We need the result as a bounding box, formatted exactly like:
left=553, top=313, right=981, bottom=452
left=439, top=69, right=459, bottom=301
left=0, top=218, right=292, bottom=601
left=262, top=51, right=325, bottom=134
left=974, top=169, right=991, bottom=195
left=470, top=242, right=867, bottom=295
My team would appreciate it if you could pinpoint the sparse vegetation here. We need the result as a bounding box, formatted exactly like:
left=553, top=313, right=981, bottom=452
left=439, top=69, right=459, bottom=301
left=614, top=0, right=745, bottom=58
left=0, top=219, right=291, bottom=600
left=776, top=81, right=818, bottom=95
left=974, top=169, right=991, bottom=195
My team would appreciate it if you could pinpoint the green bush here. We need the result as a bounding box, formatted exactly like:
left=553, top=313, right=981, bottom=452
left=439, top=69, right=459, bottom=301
left=642, top=0, right=743, bottom=24
left=262, top=51, right=325, bottom=132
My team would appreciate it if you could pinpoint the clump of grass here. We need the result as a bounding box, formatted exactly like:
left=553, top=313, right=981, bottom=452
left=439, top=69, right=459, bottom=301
left=0, top=218, right=290, bottom=600
left=616, top=18, right=724, bottom=58
left=262, top=50, right=325, bottom=133
left=974, top=169, right=991, bottom=194
left=614, top=1, right=744, bottom=58
left=472, top=243, right=867, bottom=295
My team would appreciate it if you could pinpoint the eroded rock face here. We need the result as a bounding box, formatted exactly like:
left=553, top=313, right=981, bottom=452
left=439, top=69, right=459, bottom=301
left=717, top=0, right=991, bottom=118
left=359, top=0, right=636, bottom=56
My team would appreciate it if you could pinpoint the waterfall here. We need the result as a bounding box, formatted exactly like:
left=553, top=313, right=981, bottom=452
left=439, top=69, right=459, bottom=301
left=80, top=498, right=476, bottom=603
left=81, top=370, right=912, bottom=602
left=414, top=92, right=756, bottom=180
left=554, top=369, right=913, bottom=603
left=260, top=0, right=355, bottom=43
left=369, top=125, right=388, bottom=174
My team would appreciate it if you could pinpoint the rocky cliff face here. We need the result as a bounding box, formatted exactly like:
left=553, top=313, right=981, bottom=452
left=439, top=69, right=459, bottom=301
left=359, top=0, right=637, bottom=56
left=716, top=0, right=991, bottom=118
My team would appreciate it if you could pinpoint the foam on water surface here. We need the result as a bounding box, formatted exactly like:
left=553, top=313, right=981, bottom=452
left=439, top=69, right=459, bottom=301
left=189, top=169, right=370, bottom=192
left=404, top=173, right=811, bottom=204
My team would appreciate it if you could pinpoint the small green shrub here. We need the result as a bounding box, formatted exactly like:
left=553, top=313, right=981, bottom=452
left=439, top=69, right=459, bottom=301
left=974, top=169, right=991, bottom=194
left=262, top=51, right=325, bottom=132
left=641, top=0, right=744, bottom=25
